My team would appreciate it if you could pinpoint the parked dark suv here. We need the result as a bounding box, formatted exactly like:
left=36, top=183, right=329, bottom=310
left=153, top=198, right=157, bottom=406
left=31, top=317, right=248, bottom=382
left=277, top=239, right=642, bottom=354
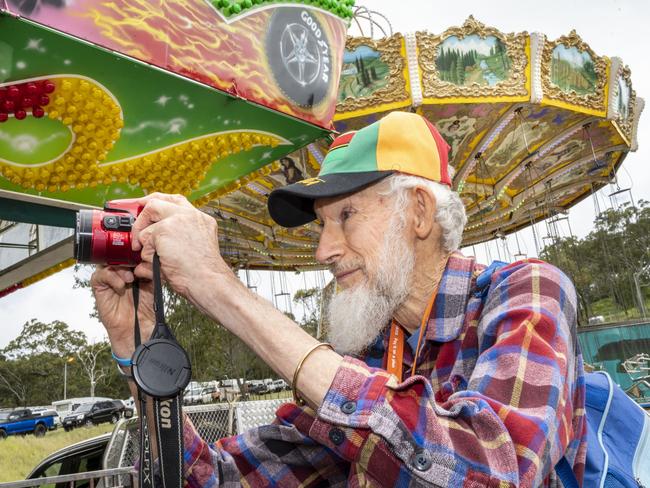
left=62, top=401, right=124, bottom=430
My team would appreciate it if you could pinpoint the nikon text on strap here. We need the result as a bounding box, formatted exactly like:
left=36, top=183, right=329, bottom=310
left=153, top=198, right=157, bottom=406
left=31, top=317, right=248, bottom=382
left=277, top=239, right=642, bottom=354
left=131, top=254, right=191, bottom=488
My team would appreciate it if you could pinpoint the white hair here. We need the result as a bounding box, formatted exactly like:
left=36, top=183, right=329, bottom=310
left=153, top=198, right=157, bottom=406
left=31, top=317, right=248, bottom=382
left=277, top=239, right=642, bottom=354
left=378, top=172, right=467, bottom=251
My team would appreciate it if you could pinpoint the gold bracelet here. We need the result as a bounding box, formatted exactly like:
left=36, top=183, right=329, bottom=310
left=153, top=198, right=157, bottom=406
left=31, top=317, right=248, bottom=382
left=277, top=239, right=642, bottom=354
left=292, top=342, right=334, bottom=406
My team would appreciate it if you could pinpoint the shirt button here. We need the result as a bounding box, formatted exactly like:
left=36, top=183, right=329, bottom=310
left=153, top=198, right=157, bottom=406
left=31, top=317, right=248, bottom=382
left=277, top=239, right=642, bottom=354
left=328, top=428, right=345, bottom=446
left=341, top=401, right=357, bottom=414
left=412, top=450, right=432, bottom=471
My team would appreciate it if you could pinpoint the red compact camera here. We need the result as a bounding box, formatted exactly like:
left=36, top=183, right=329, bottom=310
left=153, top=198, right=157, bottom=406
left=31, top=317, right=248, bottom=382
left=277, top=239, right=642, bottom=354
left=74, top=201, right=143, bottom=266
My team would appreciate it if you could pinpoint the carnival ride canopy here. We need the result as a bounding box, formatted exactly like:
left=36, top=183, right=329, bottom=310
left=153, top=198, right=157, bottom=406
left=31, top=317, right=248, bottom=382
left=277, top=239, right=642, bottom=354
left=0, top=8, right=644, bottom=296
left=199, top=16, right=644, bottom=271
left=0, top=0, right=351, bottom=293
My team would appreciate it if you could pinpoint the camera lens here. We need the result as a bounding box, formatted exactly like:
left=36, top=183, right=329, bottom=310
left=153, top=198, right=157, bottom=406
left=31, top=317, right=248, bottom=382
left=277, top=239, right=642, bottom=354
left=74, top=210, right=94, bottom=263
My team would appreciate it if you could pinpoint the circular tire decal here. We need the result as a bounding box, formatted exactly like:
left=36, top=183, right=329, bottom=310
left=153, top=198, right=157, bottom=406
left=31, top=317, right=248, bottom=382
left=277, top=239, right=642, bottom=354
left=266, top=8, right=332, bottom=108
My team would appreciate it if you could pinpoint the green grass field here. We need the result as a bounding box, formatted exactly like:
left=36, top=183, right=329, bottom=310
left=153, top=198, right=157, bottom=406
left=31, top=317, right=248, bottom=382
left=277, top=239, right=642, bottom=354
left=0, top=424, right=113, bottom=483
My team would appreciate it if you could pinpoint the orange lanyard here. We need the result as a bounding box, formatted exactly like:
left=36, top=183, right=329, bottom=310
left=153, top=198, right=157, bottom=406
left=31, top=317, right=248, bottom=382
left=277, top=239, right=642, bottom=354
left=386, top=321, right=405, bottom=380
left=386, top=289, right=438, bottom=380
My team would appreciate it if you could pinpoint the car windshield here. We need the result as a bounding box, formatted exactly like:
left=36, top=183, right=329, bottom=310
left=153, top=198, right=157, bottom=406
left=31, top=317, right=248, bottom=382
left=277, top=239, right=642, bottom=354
left=75, top=403, right=94, bottom=413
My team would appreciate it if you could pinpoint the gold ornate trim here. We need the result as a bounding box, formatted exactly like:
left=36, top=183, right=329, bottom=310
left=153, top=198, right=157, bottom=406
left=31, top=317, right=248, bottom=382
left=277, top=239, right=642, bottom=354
left=541, top=30, right=607, bottom=110
left=417, top=16, right=529, bottom=99
left=336, top=34, right=409, bottom=113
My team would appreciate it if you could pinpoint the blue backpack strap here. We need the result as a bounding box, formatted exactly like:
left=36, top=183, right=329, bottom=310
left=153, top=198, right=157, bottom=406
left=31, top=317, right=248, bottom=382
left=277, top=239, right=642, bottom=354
left=555, top=457, right=580, bottom=488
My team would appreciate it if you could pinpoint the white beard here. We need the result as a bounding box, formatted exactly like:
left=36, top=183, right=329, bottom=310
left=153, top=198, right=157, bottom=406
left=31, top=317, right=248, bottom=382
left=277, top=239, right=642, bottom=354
left=326, top=217, right=415, bottom=355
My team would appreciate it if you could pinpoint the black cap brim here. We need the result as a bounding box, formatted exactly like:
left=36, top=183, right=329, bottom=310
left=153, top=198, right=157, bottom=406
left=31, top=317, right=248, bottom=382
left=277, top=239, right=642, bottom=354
left=268, top=171, right=393, bottom=227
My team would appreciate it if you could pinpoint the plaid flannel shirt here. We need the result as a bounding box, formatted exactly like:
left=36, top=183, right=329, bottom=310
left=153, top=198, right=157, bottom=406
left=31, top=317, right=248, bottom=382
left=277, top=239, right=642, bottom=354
left=181, top=253, right=587, bottom=487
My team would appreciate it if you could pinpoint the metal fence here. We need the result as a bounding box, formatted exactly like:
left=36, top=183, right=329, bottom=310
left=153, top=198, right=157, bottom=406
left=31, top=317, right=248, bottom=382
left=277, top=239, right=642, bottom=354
left=2, top=399, right=290, bottom=488
left=0, top=468, right=135, bottom=488
left=104, top=398, right=290, bottom=486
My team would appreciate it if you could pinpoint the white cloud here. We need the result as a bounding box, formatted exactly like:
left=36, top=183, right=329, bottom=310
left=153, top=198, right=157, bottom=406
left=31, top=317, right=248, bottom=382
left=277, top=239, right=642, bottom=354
left=442, top=35, right=496, bottom=56
left=0, top=267, right=106, bottom=349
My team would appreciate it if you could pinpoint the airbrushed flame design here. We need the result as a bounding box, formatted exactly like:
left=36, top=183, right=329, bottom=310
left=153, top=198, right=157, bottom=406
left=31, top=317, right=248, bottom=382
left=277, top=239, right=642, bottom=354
left=0, top=76, right=288, bottom=195
left=82, top=0, right=345, bottom=126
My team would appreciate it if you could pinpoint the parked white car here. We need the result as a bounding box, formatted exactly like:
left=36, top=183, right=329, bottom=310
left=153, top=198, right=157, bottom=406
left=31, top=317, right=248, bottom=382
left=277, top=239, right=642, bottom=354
left=184, top=387, right=213, bottom=405
left=268, top=379, right=288, bottom=393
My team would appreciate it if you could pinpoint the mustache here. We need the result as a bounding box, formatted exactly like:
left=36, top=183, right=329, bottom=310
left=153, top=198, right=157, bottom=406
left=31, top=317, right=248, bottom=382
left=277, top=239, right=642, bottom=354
left=330, top=261, right=364, bottom=277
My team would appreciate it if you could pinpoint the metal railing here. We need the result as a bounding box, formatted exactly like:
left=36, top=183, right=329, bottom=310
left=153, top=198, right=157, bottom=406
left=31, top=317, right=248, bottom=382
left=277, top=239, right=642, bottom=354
left=0, top=467, right=135, bottom=488
left=2, top=399, right=291, bottom=487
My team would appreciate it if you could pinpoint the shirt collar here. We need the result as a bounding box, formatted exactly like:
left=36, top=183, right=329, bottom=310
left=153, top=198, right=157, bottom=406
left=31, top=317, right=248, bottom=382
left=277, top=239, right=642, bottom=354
left=424, top=251, right=476, bottom=342
left=406, top=327, right=421, bottom=354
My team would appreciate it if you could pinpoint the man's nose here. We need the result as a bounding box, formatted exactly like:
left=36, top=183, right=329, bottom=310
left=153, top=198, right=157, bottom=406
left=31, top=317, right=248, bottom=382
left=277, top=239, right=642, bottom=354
left=315, top=222, right=344, bottom=265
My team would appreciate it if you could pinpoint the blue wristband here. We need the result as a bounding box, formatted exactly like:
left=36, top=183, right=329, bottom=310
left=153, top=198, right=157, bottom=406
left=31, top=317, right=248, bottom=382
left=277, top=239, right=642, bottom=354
left=111, top=351, right=132, bottom=367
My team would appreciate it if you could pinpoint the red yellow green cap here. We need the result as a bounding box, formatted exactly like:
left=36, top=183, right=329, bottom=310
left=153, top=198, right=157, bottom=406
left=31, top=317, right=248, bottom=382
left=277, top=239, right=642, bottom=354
left=268, top=112, right=451, bottom=227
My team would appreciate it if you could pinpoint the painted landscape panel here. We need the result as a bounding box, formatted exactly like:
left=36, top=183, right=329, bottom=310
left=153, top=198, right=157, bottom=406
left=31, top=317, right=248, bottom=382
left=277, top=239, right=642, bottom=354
left=617, top=76, right=631, bottom=120
left=550, top=45, right=597, bottom=95
left=435, top=34, right=511, bottom=86
left=338, top=46, right=390, bottom=102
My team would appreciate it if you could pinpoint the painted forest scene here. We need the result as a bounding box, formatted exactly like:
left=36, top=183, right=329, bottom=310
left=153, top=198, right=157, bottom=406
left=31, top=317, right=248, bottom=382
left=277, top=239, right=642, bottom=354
left=435, top=34, right=511, bottom=86
left=550, top=45, right=597, bottom=95
left=338, top=45, right=390, bottom=102
left=617, top=75, right=631, bottom=120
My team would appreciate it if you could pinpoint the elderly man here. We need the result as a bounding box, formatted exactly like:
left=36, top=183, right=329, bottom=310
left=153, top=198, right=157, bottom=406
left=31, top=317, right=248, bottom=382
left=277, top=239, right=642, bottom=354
left=92, top=112, right=586, bottom=487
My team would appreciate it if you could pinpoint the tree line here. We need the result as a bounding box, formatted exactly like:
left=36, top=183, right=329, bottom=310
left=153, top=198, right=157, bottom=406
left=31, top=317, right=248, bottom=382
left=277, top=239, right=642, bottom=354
left=0, top=283, right=322, bottom=409
left=0, top=319, right=128, bottom=408
left=540, top=200, right=650, bottom=325
left=436, top=40, right=509, bottom=85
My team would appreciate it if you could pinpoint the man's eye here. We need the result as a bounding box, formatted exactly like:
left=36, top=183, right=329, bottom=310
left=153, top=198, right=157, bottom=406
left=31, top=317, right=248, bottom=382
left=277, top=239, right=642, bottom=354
left=341, top=209, right=354, bottom=221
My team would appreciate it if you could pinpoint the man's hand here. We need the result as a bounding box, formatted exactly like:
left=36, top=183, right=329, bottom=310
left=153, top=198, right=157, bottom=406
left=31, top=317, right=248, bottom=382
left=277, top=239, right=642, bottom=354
left=116, top=193, right=232, bottom=307
left=90, top=266, right=154, bottom=358
left=108, top=192, right=341, bottom=408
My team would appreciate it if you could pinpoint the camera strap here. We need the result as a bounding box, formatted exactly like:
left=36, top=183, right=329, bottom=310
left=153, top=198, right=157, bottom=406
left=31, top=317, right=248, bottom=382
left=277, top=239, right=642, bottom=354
left=131, top=254, right=191, bottom=488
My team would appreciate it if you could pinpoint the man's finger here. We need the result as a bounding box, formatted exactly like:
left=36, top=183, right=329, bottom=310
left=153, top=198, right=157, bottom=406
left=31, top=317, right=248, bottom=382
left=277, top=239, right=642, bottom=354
left=130, top=199, right=181, bottom=251
left=134, top=261, right=154, bottom=281
left=91, top=266, right=128, bottom=296
left=112, top=193, right=193, bottom=209
left=110, top=267, right=135, bottom=284
left=136, top=225, right=156, bottom=261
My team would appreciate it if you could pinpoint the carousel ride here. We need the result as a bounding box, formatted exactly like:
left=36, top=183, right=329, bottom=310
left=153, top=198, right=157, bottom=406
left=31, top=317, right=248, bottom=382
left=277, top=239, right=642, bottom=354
left=0, top=4, right=644, bottom=296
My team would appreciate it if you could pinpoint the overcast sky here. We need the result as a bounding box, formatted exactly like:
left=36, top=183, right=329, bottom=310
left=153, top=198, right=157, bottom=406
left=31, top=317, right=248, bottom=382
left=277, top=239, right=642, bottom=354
left=1, top=0, right=648, bottom=348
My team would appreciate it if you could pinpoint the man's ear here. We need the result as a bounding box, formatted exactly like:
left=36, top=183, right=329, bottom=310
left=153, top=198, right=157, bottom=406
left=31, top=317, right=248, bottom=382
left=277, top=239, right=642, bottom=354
left=412, top=186, right=436, bottom=240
